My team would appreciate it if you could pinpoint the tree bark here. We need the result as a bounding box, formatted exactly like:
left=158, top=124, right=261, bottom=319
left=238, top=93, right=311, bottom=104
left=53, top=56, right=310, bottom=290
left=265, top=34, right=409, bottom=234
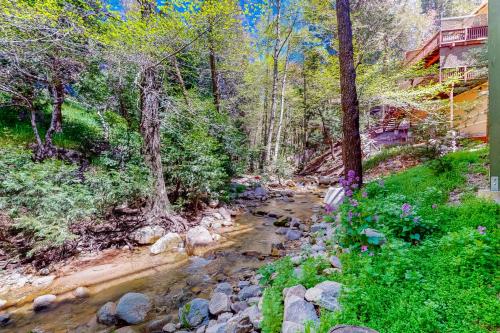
left=264, top=0, right=282, bottom=165
left=44, top=80, right=64, bottom=154
left=140, top=66, right=172, bottom=221
left=273, top=44, right=290, bottom=163
left=209, top=42, right=221, bottom=113
left=337, top=0, right=363, bottom=185
left=29, top=107, right=45, bottom=160
left=172, top=56, right=191, bottom=107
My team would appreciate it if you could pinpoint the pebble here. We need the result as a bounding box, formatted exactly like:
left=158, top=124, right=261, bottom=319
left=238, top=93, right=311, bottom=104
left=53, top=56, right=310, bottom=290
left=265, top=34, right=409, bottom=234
left=73, top=286, right=90, bottom=298
left=33, top=294, right=56, bottom=311
left=162, top=323, right=176, bottom=333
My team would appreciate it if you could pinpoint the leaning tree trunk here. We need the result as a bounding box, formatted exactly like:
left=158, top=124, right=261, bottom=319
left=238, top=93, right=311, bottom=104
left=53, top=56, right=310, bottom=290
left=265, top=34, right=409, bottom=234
left=172, top=56, right=191, bottom=108
left=264, top=0, right=282, bottom=166
left=140, top=66, right=172, bottom=222
left=29, top=107, right=45, bottom=161
left=337, top=0, right=363, bottom=186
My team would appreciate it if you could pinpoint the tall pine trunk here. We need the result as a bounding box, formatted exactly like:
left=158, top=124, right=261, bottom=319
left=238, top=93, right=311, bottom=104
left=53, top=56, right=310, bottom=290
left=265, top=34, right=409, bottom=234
left=264, top=0, right=281, bottom=165
left=140, top=66, right=172, bottom=221
left=337, top=0, right=363, bottom=185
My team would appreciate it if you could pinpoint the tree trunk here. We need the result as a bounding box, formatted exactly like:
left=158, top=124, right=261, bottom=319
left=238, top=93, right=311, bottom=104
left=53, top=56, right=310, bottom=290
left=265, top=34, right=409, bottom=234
left=44, top=80, right=64, bottom=154
left=337, top=0, right=363, bottom=185
left=264, top=0, right=281, bottom=165
left=30, top=107, right=45, bottom=160
left=209, top=43, right=221, bottom=113
left=273, top=45, right=290, bottom=163
left=172, top=56, right=191, bottom=107
left=53, top=79, right=64, bottom=133
left=140, top=66, right=172, bottom=222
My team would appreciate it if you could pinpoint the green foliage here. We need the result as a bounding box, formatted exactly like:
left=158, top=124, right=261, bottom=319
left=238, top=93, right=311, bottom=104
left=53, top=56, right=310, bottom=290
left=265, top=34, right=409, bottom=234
left=316, top=149, right=499, bottom=333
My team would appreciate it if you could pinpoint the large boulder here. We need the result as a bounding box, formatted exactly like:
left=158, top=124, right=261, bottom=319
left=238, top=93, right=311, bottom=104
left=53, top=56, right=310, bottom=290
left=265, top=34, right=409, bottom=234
left=282, top=321, right=305, bottom=333
left=116, top=292, right=152, bottom=325
left=186, top=227, right=213, bottom=250
left=305, top=281, right=342, bottom=312
left=130, top=226, right=166, bottom=245
left=238, top=285, right=262, bottom=301
left=33, top=294, right=56, bottom=311
left=206, top=322, right=227, bottom=333
left=209, top=292, right=231, bottom=315
left=150, top=232, right=183, bottom=255
left=97, top=301, right=117, bottom=325
left=329, top=325, right=379, bottom=333
left=240, top=305, right=262, bottom=328
left=282, top=285, right=306, bottom=304
left=179, top=298, right=209, bottom=328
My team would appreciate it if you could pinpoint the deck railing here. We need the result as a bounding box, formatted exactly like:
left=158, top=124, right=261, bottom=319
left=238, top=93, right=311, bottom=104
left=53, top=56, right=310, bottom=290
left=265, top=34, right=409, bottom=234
left=441, top=26, right=488, bottom=44
left=440, top=66, right=488, bottom=82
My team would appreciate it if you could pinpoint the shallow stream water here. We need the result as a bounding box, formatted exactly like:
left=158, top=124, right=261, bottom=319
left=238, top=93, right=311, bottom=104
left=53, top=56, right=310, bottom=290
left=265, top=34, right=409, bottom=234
left=1, top=192, right=321, bottom=333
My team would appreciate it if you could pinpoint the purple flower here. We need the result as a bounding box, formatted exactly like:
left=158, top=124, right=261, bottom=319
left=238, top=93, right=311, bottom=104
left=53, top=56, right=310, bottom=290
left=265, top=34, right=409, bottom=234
left=362, top=192, right=368, bottom=198
left=432, top=204, right=438, bottom=209
left=361, top=245, right=368, bottom=252
left=477, top=226, right=486, bottom=235
left=347, top=170, right=356, bottom=179
left=413, top=216, right=420, bottom=224
left=325, top=204, right=335, bottom=214
left=347, top=211, right=354, bottom=220
left=401, top=203, right=412, bottom=215
left=345, top=189, right=353, bottom=197
left=351, top=183, right=359, bottom=189
left=350, top=199, right=359, bottom=207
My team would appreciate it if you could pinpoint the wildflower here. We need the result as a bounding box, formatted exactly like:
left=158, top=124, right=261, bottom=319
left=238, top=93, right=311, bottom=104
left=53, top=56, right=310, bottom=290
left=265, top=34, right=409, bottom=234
left=477, top=226, right=486, bottom=235
left=325, top=204, right=335, bottom=214
left=361, top=245, right=368, bottom=252
left=401, top=203, right=412, bottom=215
left=362, top=191, right=368, bottom=198
left=432, top=204, right=438, bottom=209
left=347, top=211, right=354, bottom=220
left=413, top=216, right=420, bottom=224
left=347, top=170, right=356, bottom=179
left=350, top=199, right=359, bottom=207
left=345, top=189, right=353, bottom=197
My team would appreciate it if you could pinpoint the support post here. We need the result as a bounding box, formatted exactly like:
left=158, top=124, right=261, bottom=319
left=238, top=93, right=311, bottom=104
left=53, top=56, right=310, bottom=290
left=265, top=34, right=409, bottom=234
left=489, top=0, right=500, bottom=192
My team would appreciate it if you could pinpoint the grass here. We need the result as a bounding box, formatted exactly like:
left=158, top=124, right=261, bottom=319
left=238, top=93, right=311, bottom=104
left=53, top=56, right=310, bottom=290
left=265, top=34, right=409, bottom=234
left=259, top=148, right=499, bottom=333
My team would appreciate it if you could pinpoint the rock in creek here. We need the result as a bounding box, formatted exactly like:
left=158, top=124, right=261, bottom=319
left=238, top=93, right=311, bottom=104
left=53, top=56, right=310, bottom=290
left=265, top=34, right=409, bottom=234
left=73, top=286, right=90, bottom=298
left=150, top=232, right=183, bottom=255
left=33, top=294, right=56, bottom=311
left=97, top=301, right=117, bottom=325
left=231, top=301, right=248, bottom=313
left=179, top=298, right=209, bottom=328
left=305, top=281, right=342, bottom=312
left=130, top=226, right=166, bottom=245
left=116, top=292, right=152, bottom=325
left=238, top=285, right=262, bottom=301
left=209, top=292, right=231, bottom=315
left=214, top=282, right=233, bottom=296
left=0, top=312, right=11, bottom=327
left=285, top=229, right=302, bottom=241
left=187, top=226, right=214, bottom=250
left=0, top=299, right=6, bottom=310
left=240, top=305, right=262, bottom=328
left=329, top=325, right=379, bottom=333
left=273, top=216, right=290, bottom=227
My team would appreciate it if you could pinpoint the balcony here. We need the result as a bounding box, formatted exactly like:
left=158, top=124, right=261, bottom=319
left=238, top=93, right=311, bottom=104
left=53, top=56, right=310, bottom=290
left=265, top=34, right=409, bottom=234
left=441, top=26, right=488, bottom=45
left=440, top=66, right=488, bottom=83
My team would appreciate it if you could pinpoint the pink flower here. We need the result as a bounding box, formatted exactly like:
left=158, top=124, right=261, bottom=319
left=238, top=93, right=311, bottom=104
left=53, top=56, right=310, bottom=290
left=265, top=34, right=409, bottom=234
left=362, top=192, right=368, bottom=198
left=361, top=245, right=368, bottom=252
left=432, top=204, right=438, bottom=209
left=477, top=226, right=486, bottom=235
left=325, top=204, right=335, bottom=214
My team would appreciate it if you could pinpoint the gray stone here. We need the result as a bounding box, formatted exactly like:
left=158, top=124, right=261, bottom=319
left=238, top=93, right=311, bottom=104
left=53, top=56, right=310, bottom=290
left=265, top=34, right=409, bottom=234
left=97, top=301, right=117, bottom=325
left=0, top=299, right=6, bottom=310
left=286, top=230, right=302, bottom=241
left=240, top=305, right=261, bottom=328
left=214, top=282, right=233, bottom=295
left=246, top=297, right=260, bottom=306
left=282, top=321, right=305, bottom=333
left=130, top=226, right=166, bottom=245
left=283, top=296, right=318, bottom=325
left=231, top=301, right=248, bottom=313
left=282, top=285, right=306, bottom=303
left=179, top=298, right=209, bottom=328
left=217, top=312, right=234, bottom=323
left=275, top=227, right=288, bottom=235
left=329, top=256, right=342, bottom=269
left=146, top=316, right=170, bottom=332
left=186, top=227, right=213, bottom=249
left=290, top=217, right=302, bottom=228
left=311, top=223, right=328, bottom=233
left=360, top=229, right=386, bottom=245
left=116, top=292, right=152, bottom=325
left=305, top=281, right=342, bottom=312
left=196, top=324, right=207, bottom=333
left=291, top=256, right=302, bottom=265
left=238, top=285, right=262, bottom=301
left=33, top=294, right=56, bottom=311
left=206, top=322, right=227, bottom=333
left=209, top=292, right=231, bottom=315
left=329, top=325, right=379, bottom=333
left=162, top=323, right=177, bottom=333
left=151, top=233, right=183, bottom=255
left=311, top=244, right=326, bottom=252
left=238, top=281, right=251, bottom=289
left=0, top=312, right=11, bottom=327
left=254, top=187, right=267, bottom=198
left=226, top=315, right=253, bottom=333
